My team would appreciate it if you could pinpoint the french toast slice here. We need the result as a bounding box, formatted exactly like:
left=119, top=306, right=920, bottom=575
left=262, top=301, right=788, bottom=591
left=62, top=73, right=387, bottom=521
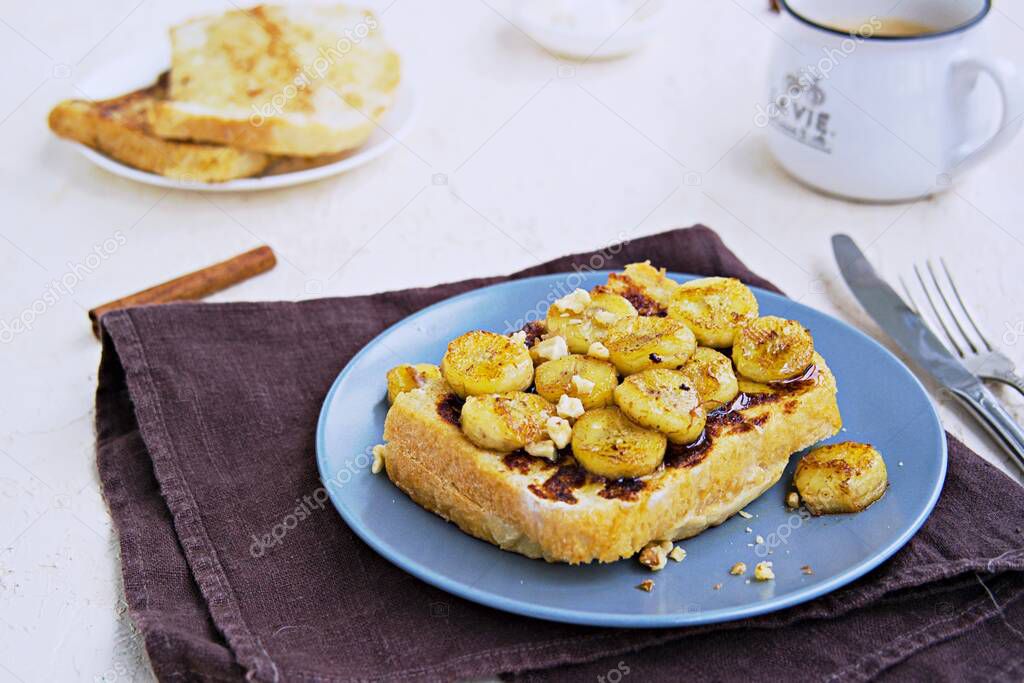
left=382, top=354, right=840, bottom=564
left=380, top=266, right=843, bottom=565
left=48, top=75, right=271, bottom=182
left=149, top=4, right=401, bottom=157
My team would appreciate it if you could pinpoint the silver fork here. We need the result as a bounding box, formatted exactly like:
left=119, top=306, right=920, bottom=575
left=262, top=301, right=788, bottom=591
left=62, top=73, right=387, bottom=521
left=900, top=259, right=1024, bottom=397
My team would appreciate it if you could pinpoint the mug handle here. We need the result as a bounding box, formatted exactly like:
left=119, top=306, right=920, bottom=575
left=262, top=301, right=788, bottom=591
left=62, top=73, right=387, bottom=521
left=949, top=56, right=1024, bottom=174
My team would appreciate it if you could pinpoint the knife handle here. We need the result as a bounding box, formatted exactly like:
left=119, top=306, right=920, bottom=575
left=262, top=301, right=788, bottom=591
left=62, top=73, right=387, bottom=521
left=952, top=385, right=1024, bottom=476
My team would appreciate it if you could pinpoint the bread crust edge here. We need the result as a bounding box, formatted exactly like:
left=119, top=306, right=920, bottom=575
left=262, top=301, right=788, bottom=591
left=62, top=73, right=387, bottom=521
left=382, top=354, right=842, bottom=564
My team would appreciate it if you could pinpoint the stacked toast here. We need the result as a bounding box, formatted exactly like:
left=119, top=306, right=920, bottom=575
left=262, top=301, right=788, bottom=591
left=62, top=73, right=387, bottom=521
left=48, top=4, right=401, bottom=182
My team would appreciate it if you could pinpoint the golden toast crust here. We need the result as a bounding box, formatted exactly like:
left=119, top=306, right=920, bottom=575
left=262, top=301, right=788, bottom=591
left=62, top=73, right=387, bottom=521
left=150, top=4, right=401, bottom=156
left=383, top=354, right=841, bottom=564
left=48, top=78, right=271, bottom=182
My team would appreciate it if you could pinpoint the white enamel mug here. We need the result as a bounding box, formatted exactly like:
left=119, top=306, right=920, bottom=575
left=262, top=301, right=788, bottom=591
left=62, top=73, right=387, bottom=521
left=761, top=0, right=1024, bottom=202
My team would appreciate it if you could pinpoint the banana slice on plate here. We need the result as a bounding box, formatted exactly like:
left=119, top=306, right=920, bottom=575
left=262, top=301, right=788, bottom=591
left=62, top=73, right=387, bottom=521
left=441, top=330, right=534, bottom=398
left=794, top=442, right=887, bottom=515
left=571, top=406, right=667, bottom=479
left=604, top=316, right=697, bottom=375
left=534, top=354, right=618, bottom=409
left=385, top=363, right=443, bottom=404
left=667, top=277, right=758, bottom=348
left=613, top=369, right=706, bottom=444
left=460, top=391, right=555, bottom=452
left=732, top=316, right=814, bottom=382
left=678, top=347, right=739, bottom=411
left=546, top=290, right=638, bottom=353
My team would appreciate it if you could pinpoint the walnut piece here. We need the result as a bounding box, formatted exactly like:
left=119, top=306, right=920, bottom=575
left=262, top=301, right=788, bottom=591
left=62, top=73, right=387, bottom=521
left=787, top=491, right=800, bottom=508
left=371, top=444, right=386, bottom=474
left=636, top=579, right=655, bottom=592
left=545, top=416, right=572, bottom=449
left=554, top=288, right=591, bottom=313
left=571, top=374, right=595, bottom=394
left=525, top=440, right=556, bottom=460
left=587, top=341, right=610, bottom=360
left=729, top=561, right=747, bottom=576
left=535, top=335, right=569, bottom=361
left=638, top=540, right=672, bottom=571
left=556, top=394, right=585, bottom=420
left=754, top=561, right=775, bottom=581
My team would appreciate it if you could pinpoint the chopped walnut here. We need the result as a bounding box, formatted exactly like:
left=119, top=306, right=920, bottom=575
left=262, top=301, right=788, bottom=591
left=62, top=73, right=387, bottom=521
left=755, top=535, right=765, bottom=545
left=545, top=416, right=572, bottom=449
left=571, top=374, right=595, bottom=394
left=557, top=394, right=586, bottom=420
left=712, top=583, right=723, bottom=590
left=587, top=341, right=611, bottom=360
left=525, top=440, right=556, bottom=459
left=787, top=491, right=800, bottom=508
left=737, top=510, right=753, bottom=519
left=754, top=561, right=775, bottom=581
left=801, top=565, right=814, bottom=575
left=668, top=546, right=687, bottom=562
left=554, top=288, right=592, bottom=314
left=636, top=579, right=655, bottom=592
left=638, top=540, right=672, bottom=571
left=534, top=335, right=569, bottom=361
left=729, top=561, right=747, bottom=576
left=371, top=444, right=387, bottom=474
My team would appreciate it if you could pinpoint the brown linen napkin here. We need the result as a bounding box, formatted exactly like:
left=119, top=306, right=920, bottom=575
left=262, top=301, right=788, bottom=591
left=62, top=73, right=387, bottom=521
left=95, top=225, right=1024, bottom=682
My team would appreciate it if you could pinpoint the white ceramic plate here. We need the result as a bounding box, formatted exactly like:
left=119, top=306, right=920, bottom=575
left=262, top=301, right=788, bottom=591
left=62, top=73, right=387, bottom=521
left=68, top=47, right=416, bottom=192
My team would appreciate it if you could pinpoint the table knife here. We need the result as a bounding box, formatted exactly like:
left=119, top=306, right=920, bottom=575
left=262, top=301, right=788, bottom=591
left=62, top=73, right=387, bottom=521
left=832, top=234, right=1024, bottom=475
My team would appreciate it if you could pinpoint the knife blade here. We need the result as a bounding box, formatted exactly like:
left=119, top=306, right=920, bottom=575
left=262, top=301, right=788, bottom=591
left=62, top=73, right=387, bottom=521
left=832, top=233, right=1024, bottom=475
left=831, top=234, right=980, bottom=392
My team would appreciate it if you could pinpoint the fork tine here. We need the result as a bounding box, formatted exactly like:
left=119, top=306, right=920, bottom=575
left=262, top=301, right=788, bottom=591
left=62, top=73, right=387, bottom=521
left=940, top=258, right=994, bottom=352
left=915, top=264, right=965, bottom=357
left=927, top=260, right=979, bottom=354
left=899, top=276, right=919, bottom=314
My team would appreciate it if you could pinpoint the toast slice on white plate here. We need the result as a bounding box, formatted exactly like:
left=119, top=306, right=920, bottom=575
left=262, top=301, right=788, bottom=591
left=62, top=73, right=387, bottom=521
left=150, top=4, right=401, bottom=157
left=48, top=74, right=271, bottom=182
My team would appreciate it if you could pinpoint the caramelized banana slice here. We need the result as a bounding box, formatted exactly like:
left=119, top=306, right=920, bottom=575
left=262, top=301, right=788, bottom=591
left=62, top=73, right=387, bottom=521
left=667, top=277, right=758, bottom=347
left=613, top=369, right=706, bottom=444
left=794, top=442, right=887, bottom=515
left=678, top=347, right=739, bottom=411
left=732, top=316, right=814, bottom=382
left=460, top=391, right=555, bottom=452
left=534, top=354, right=618, bottom=409
left=571, top=407, right=667, bottom=478
left=441, top=330, right=534, bottom=398
left=604, top=316, right=697, bottom=375
left=547, top=291, right=638, bottom=353
left=385, top=363, right=443, bottom=403
left=603, top=261, right=679, bottom=310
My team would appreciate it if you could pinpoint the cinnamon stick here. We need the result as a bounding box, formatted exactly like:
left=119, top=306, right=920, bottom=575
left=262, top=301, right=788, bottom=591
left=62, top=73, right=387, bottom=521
left=89, top=245, right=277, bottom=337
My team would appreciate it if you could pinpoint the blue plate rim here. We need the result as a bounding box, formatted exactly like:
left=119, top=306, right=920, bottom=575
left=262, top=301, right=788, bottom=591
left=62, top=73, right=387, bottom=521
left=315, top=271, right=948, bottom=628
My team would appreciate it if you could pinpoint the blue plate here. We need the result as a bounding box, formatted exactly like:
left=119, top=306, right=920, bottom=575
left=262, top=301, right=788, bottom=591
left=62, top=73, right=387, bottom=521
left=316, top=272, right=946, bottom=627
